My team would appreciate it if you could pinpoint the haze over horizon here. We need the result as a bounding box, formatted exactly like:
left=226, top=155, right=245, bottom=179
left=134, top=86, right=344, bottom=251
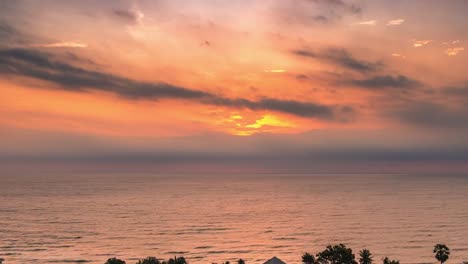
left=1, top=0, right=468, bottom=173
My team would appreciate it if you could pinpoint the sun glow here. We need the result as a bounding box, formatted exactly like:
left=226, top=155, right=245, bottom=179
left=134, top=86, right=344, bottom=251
left=223, top=114, right=294, bottom=136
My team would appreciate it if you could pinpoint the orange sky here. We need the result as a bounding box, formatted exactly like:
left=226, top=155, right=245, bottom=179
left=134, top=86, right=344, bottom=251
left=1, top=0, right=468, bottom=172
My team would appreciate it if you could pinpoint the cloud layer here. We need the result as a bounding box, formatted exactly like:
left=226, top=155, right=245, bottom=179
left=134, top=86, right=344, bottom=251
left=0, top=48, right=350, bottom=120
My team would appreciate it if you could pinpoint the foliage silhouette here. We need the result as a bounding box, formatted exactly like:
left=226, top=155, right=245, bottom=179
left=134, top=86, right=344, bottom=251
left=316, top=244, right=357, bottom=264
left=105, top=257, right=126, bottom=264
left=383, top=257, right=399, bottom=264
left=98, top=243, right=455, bottom=264
left=434, top=244, right=450, bottom=264
left=359, top=249, right=373, bottom=264
left=167, top=256, right=187, bottom=264
left=302, top=252, right=316, bottom=264
left=137, top=256, right=160, bottom=264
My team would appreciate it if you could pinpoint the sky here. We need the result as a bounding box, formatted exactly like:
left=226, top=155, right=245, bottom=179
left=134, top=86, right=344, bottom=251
left=1, top=0, right=468, bottom=173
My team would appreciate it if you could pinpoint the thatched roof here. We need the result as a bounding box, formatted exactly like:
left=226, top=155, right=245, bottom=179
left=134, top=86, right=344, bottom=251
left=263, top=256, right=286, bottom=264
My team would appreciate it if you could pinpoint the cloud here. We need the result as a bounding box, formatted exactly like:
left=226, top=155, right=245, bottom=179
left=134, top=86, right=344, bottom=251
left=113, top=9, right=144, bottom=24
left=349, top=75, right=421, bottom=89
left=0, top=48, right=352, bottom=120
left=386, top=19, right=405, bottom=26
left=32, top=41, right=88, bottom=48
left=445, top=47, right=464, bottom=56
left=264, top=69, right=287, bottom=73
left=273, top=0, right=361, bottom=26
left=443, top=86, right=468, bottom=96
left=391, top=53, right=406, bottom=59
left=0, top=21, right=16, bottom=40
left=0, top=20, right=35, bottom=46
left=443, top=40, right=461, bottom=45
left=357, top=20, right=377, bottom=25
left=205, top=97, right=340, bottom=119
left=413, top=40, right=432, bottom=47
left=309, top=0, right=362, bottom=14
left=3, top=127, right=468, bottom=170
left=293, top=47, right=383, bottom=72
left=391, top=101, right=468, bottom=129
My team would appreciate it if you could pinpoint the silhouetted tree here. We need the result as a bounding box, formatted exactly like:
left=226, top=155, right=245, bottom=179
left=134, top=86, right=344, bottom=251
left=383, top=257, right=399, bottom=264
left=316, top=244, right=357, bottom=264
left=167, top=256, right=187, bottom=264
left=105, top=258, right=126, bottom=264
left=0, top=257, right=4, bottom=264
left=137, top=257, right=160, bottom=264
left=359, top=249, right=373, bottom=264
left=434, top=244, right=450, bottom=264
left=302, top=252, right=316, bottom=264
left=237, top=259, right=245, bottom=264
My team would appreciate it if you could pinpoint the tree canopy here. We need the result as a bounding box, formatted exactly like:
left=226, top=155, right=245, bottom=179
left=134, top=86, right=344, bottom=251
left=316, top=244, right=357, bottom=264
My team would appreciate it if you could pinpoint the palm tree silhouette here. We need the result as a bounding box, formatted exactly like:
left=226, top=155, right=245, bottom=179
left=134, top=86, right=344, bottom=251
left=302, top=252, right=316, bottom=264
left=359, top=249, right=373, bottom=264
left=433, top=244, right=450, bottom=264
left=237, top=259, right=245, bottom=264
left=105, top=257, right=126, bottom=264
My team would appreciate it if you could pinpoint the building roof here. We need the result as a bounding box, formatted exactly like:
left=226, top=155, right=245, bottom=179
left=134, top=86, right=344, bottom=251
left=263, top=256, right=287, bottom=264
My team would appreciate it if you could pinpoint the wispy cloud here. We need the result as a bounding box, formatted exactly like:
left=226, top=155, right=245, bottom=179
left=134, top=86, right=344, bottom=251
left=348, top=75, right=421, bottom=90
left=357, top=20, right=377, bottom=26
left=413, top=40, right=432, bottom=48
left=391, top=53, right=406, bottom=59
left=445, top=47, right=464, bottom=56
left=443, top=40, right=461, bottom=45
left=264, top=69, right=287, bottom=73
left=293, top=48, right=383, bottom=72
left=386, top=19, right=405, bottom=26
left=32, top=42, right=88, bottom=48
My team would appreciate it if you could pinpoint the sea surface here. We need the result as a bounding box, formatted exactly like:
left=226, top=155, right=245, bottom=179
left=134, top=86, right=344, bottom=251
left=1, top=173, right=468, bottom=264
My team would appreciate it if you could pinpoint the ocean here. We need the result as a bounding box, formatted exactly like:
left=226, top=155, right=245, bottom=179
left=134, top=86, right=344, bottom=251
left=1, top=173, right=467, bottom=264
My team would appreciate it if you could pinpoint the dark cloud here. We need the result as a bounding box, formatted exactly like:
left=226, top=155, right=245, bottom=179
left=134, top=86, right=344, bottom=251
left=0, top=21, right=16, bottom=40
left=0, top=20, right=33, bottom=46
left=0, top=48, right=209, bottom=99
left=2, top=128, right=468, bottom=170
left=204, top=97, right=335, bottom=119
left=349, top=75, right=422, bottom=89
left=390, top=101, right=468, bottom=129
left=293, top=48, right=383, bottom=72
left=0, top=48, right=353, bottom=120
left=311, top=15, right=329, bottom=23
left=308, top=0, right=362, bottom=14
left=273, top=0, right=362, bottom=27
left=443, top=86, right=468, bottom=97
left=112, top=9, right=141, bottom=23
left=296, top=74, right=309, bottom=80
